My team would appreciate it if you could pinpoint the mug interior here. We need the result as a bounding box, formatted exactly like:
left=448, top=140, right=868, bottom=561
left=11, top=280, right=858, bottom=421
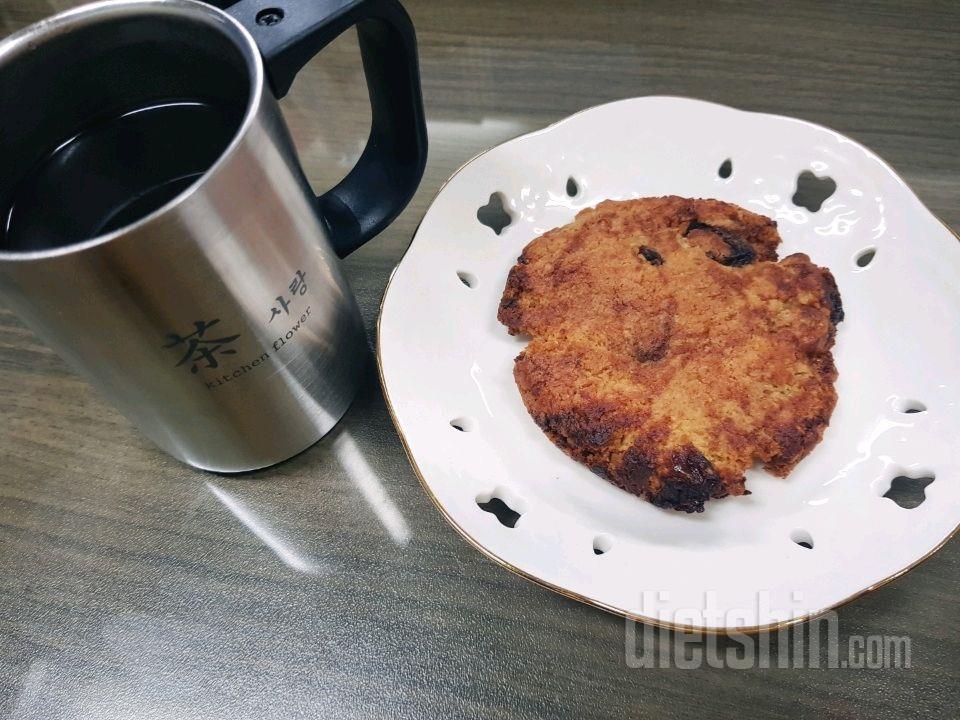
left=0, top=0, right=259, bottom=254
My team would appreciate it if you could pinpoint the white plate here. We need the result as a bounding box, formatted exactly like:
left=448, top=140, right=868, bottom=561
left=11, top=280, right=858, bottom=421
left=377, top=97, right=960, bottom=632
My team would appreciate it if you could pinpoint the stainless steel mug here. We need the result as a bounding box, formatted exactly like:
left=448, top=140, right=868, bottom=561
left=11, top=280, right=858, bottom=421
left=0, top=0, right=427, bottom=471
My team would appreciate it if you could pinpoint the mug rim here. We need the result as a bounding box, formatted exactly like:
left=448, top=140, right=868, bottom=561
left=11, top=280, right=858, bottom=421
left=0, top=0, right=265, bottom=263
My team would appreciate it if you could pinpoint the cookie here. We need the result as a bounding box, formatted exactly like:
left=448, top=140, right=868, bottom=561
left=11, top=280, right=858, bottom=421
left=498, top=196, right=842, bottom=512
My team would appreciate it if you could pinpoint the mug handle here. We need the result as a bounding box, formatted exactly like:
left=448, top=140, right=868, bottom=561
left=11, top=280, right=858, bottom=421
left=227, top=0, right=428, bottom=257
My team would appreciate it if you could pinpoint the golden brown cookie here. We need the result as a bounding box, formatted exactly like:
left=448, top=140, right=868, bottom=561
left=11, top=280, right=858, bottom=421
left=498, top=196, right=842, bottom=512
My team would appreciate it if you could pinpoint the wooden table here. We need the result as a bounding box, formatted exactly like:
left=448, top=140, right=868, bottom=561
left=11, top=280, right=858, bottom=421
left=1, top=1, right=957, bottom=718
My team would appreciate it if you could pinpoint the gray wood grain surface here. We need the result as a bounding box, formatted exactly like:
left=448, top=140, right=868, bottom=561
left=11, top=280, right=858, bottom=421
left=1, top=1, right=957, bottom=718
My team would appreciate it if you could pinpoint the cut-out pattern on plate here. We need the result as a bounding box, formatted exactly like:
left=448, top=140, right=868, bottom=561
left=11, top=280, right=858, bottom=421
left=450, top=417, right=476, bottom=432
left=718, top=158, right=733, bottom=179
left=792, top=170, right=836, bottom=212
left=894, top=398, right=926, bottom=414
left=457, top=271, right=478, bottom=289
left=593, top=534, right=613, bottom=555
left=566, top=177, right=579, bottom=197
left=883, top=475, right=934, bottom=509
left=855, top=248, right=876, bottom=268
left=791, top=528, right=815, bottom=549
left=477, top=192, right=512, bottom=235
left=477, top=496, right=522, bottom=528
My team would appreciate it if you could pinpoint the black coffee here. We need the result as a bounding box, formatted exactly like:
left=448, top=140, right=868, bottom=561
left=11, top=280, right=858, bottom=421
left=2, top=99, right=243, bottom=252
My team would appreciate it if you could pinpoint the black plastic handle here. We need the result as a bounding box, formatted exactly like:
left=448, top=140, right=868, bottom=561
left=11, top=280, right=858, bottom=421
left=227, top=0, right=428, bottom=257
